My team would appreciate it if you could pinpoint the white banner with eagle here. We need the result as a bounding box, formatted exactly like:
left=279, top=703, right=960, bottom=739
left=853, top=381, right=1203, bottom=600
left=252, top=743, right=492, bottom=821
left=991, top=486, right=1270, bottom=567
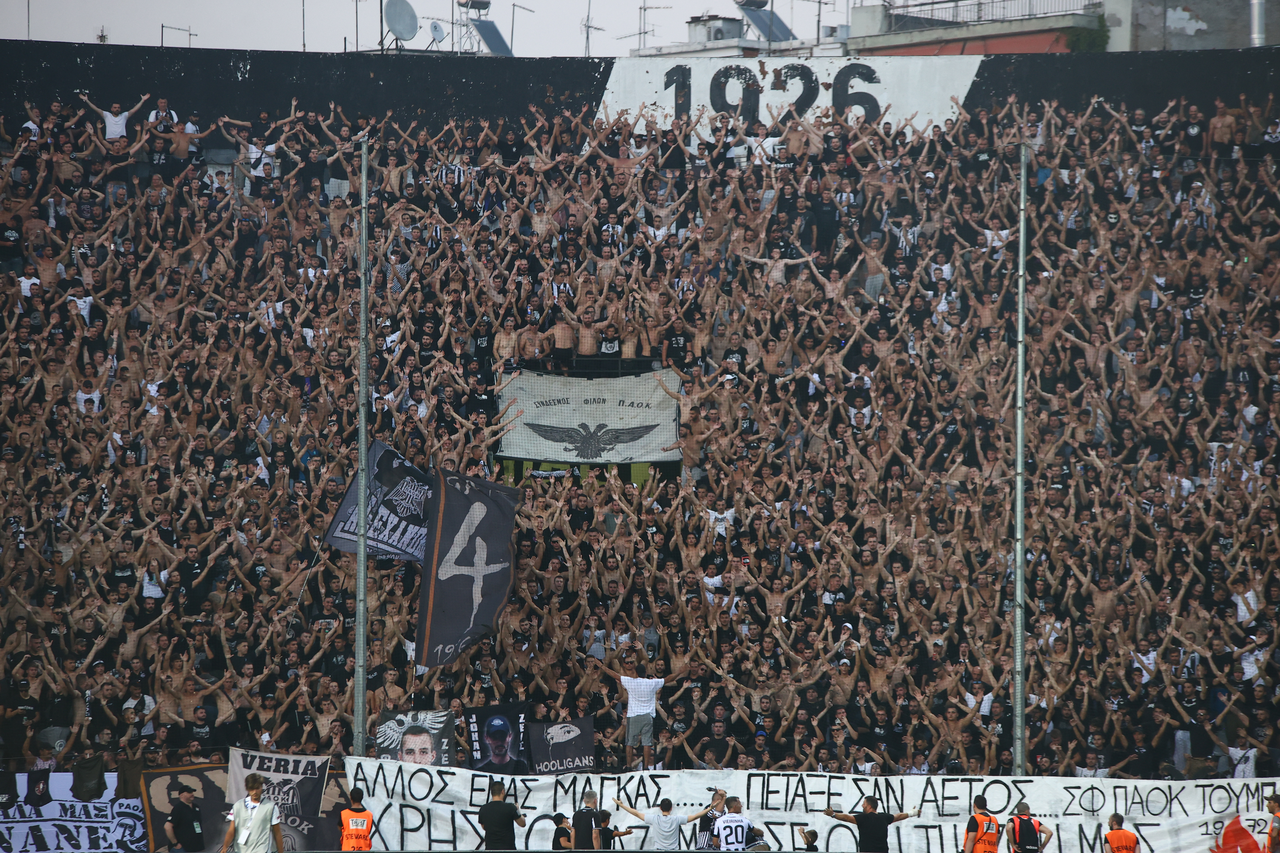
left=501, top=370, right=681, bottom=464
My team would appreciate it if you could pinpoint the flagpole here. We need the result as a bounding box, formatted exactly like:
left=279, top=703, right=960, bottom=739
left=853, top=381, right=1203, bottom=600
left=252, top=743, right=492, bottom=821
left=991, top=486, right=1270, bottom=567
left=1013, top=137, right=1029, bottom=776
left=354, top=137, right=370, bottom=757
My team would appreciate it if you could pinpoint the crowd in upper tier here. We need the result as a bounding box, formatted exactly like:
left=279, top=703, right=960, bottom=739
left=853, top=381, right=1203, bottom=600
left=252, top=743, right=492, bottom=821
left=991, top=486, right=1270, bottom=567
left=0, top=81, right=1277, bottom=779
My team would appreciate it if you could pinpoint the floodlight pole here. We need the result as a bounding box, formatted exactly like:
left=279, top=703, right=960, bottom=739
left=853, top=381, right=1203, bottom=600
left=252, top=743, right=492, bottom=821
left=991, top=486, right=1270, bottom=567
left=1013, top=138, right=1029, bottom=777
left=354, top=138, right=371, bottom=757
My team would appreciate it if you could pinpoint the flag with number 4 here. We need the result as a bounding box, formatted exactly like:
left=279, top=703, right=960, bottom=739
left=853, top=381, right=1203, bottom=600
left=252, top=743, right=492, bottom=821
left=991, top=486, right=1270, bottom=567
left=416, top=469, right=522, bottom=668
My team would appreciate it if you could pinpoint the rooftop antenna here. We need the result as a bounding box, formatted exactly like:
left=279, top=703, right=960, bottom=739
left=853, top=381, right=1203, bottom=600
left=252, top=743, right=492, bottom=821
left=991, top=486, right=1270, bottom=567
left=616, top=27, right=656, bottom=50
left=510, top=3, right=535, bottom=54
left=160, top=24, right=197, bottom=47
left=582, top=0, right=604, bottom=56
left=637, top=1, right=670, bottom=50
left=95, top=26, right=108, bottom=43
left=797, top=0, right=835, bottom=40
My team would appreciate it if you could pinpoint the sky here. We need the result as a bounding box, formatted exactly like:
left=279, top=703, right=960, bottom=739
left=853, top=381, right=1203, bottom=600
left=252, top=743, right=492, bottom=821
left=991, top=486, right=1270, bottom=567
left=0, top=0, right=857, bottom=58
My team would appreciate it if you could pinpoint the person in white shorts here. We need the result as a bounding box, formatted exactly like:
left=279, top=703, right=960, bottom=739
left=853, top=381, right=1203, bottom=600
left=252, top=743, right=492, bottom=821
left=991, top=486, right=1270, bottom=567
left=603, top=641, right=685, bottom=769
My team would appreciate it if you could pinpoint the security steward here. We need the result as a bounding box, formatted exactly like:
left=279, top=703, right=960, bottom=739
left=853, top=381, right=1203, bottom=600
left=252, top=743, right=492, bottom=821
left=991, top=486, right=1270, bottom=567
left=165, top=784, right=205, bottom=852
left=1102, top=814, right=1139, bottom=853
left=963, top=796, right=1001, bottom=853
left=340, top=788, right=374, bottom=851
left=1005, top=803, right=1052, bottom=853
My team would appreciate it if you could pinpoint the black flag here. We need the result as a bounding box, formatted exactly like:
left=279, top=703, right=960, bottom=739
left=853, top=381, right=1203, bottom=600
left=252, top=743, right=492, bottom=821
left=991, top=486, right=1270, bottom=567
left=323, top=440, right=436, bottom=562
left=416, top=470, right=521, bottom=667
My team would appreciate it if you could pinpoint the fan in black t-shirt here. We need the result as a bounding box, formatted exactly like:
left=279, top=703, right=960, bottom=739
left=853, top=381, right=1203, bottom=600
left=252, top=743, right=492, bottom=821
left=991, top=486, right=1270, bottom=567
left=824, top=797, right=921, bottom=853
left=477, top=781, right=526, bottom=851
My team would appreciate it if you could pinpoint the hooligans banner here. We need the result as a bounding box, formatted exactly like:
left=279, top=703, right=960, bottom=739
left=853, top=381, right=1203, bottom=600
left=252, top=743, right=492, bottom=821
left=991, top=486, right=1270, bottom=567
left=345, top=761, right=1280, bottom=852
left=140, top=764, right=349, bottom=853
left=376, top=711, right=454, bottom=765
left=499, top=370, right=681, bottom=463
left=228, top=749, right=330, bottom=814
left=529, top=719, right=595, bottom=775
left=464, top=705, right=529, bottom=776
left=324, top=440, right=437, bottom=562
left=415, top=471, right=520, bottom=668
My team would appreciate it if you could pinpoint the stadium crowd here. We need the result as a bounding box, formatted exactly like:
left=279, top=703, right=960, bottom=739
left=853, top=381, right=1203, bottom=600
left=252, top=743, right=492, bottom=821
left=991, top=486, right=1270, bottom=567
left=0, top=81, right=1277, bottom=783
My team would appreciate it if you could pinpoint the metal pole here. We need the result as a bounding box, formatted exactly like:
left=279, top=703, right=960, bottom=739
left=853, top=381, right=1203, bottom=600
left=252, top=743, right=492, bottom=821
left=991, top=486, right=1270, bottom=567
left=380, top=0, right=385, bottom=51
left=302, top=0, right=307, bottom=51
left=356, top=0, right=360, bottom=51
left=1252, top=0, right=1266, bottom=46
left=353, top=138, right=371, bottom=757
left=1012, top=139, right=1028, bottom=777
left=160, top=23, right=163, bottom=47
left=511, top=4, right=534, bottom=54
left=769, top=0, right=776, bottom=54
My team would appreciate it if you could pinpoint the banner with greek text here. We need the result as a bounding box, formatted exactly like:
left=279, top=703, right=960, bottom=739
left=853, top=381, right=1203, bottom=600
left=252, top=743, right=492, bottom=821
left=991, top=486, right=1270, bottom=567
left=0, top=771, right=144, bottom=853
left=345, top=760, right=1280, bottom=853
left=500, top=370, right=681, bottom=463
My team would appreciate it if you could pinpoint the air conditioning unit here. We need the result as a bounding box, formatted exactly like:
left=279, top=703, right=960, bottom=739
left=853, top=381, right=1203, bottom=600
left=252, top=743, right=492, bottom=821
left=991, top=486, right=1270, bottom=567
left=689, top=15, right=743, bottom=42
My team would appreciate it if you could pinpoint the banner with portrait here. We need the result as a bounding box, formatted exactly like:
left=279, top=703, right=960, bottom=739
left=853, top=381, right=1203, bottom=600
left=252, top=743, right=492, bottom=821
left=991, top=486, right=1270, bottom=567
left=375, top=711, right=454, bottom=766
left=463, top=704, right=529, bottom=776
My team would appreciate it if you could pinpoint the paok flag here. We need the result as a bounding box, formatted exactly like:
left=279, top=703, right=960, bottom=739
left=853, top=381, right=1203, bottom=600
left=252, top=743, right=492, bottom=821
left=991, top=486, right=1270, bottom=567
left=228, top=749, right=330, bottom=814
left=323, top=440, right=436, bottom=562
left=530, top=719, right=595, bottom=775
left=416, top=470, right=521, bottom=667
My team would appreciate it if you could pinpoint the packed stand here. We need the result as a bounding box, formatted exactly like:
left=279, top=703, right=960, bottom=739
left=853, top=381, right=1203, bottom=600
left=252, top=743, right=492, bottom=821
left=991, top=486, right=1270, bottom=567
left=0, top=86, right=1277, bottom=781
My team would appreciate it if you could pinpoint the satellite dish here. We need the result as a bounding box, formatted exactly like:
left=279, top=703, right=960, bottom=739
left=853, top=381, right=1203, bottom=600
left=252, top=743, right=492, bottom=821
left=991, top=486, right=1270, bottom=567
left=458, top=0, right=491, bottom=9
left=430, top=21, right=446, bottom=43
left=735, top=0, right=770, bottom=8
left=384, top=0, right=420, bottom=40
